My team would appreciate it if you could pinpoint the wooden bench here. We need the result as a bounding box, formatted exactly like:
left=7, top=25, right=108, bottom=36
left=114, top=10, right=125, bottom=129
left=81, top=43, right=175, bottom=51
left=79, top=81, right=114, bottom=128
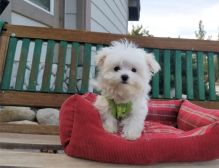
left=0, top=20, right=219, bottom=167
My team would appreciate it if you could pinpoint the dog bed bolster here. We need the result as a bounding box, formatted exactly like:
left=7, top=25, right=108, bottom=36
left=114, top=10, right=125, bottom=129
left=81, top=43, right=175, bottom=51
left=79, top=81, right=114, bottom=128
left=59, top=93, right=219, bottom=164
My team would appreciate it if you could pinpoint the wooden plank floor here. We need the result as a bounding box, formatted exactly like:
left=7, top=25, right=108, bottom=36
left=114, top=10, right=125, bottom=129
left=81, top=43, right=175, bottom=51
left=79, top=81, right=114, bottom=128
left=0, top=133, right=219, bottom=168
left=0, top=132, right=62, bottom=150
left=0, top=149, right=219, bottom=168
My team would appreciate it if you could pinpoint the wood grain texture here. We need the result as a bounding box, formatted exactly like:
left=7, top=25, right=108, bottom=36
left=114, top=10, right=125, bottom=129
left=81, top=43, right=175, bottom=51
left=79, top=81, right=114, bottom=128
left=0, top=90, right=219, bottom=109
left=197, top=52, right=205, bottom=100
left=54, top=41, right=67, bottom=93
left=0, top=149, right=219, bottom=168
left=0, top=123, right=59, bottom=135
left=3, top=24, right=219, bottom=52
left=81, top=43, right=92, bottom=93
left=1, top=37, right=17, bottom=90
left=186, top=51, right=194, bottom=99
left=0, top=91, right=71, bottom=107
left=41, top=40, right=55, bottom=92
left=15, top=38, right=30, bottom=90
left=0, top=35, right=9, bottom=83
left=0, top=132, right=62, bottom=150
left=163, top=50, right=171, bottom=98
left=174, top=50, right=182, bottom=99
left=208, top=52, right=216, bottom=100
left=28, top=39, right=43, bottom=91
left=68, top=42, right=80, bottom=93
left=151, top=49, right=160, bottom=98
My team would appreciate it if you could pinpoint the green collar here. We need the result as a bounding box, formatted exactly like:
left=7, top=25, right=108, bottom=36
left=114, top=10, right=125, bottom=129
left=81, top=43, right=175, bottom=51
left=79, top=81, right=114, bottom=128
left=108, top=99, right=132, bottom=120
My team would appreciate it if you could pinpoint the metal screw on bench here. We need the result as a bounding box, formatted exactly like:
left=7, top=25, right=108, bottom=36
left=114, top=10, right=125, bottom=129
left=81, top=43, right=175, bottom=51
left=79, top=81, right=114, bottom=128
left=11, top=33, right=16, bottom=37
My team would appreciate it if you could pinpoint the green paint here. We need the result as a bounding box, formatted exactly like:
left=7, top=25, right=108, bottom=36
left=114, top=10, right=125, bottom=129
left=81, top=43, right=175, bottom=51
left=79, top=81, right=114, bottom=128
left=186, top=51, right=194, bottom=99
left=81, top=43, right=91, bottom=93
left=208, top=52, right=216, bottom=100
left=54, top=41, right=67, bottom=93
left=15, top=38, right=30, bottom=90
left=0, top=20, right=5, bottom=34
left=163, top=50, right=171, bottom=98
left=1, top=37, right=17, bottom=89
left=41, top=40, right=55, bottom=92
left=68, top=42, right=80, bottom=93
left=175, top=50, right=182, bottom=99
left=152, top=49, right=160, bottom=98
left=197, top=52, right=205, bottom=100
left=28, top=39, right=43, bottom=91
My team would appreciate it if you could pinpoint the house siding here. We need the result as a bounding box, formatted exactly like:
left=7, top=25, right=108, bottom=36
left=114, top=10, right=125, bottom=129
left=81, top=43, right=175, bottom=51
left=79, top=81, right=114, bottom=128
left=0, top=0, right=63, bottom=27
left=11, top=12, right=48, bottom=27
left=90, top=0, right=128, bottom=34
left=0, top=1, right=11, bottom=23
left=64, top=0, right=77, bottom=29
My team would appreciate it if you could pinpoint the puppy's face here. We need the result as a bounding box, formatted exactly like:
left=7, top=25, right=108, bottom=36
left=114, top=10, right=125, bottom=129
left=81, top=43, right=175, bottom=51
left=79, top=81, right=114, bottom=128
left=95, top=40, right=160, bottom=101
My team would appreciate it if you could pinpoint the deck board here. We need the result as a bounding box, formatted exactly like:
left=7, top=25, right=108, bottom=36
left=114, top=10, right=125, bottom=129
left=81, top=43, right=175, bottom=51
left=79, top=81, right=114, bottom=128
left=0, top=133, right=62, bottom=150
left=0, top=149, right=219, bottom=168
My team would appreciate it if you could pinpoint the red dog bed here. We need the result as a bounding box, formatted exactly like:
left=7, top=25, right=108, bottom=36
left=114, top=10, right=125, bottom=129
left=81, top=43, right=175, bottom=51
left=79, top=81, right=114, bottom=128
left=59, top=93, right=219, bottom=165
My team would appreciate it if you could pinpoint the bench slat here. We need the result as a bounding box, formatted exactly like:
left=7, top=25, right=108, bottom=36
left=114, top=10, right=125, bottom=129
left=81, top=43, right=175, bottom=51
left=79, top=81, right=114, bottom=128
left=197, top=52, right=205, bottom=100
left=152, top=49, right=160, bottom=98
left=175, top=50, right=182, bottom=99
left=55, top=41, right=67, bottom=93
left=0, top=123, right=59, bottom=135
left=1, top=37, right=17, bottom=90
left=28, top=39, right=43, bottom=91
left=15, top=38, right=30, bottom=90
left=186, top=51, right=194, bottom=99
left=163, top=50, right=171, bottom=98
left=0, top=149, right=219, bottom=168
left=41, top=40, right=55, bottom=92
left=0, top=35, right=9, bottom=83
left=208, top=52, right=216, bottom=100
left=0, top=132, right=62, bottom=150
left=81, top=43, right=92, bottom=93
left=68, top=42, right=80, bottom=93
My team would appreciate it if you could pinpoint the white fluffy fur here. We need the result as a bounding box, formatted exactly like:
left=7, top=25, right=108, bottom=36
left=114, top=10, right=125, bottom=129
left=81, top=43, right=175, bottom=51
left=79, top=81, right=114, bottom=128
left=94, top=39, right=160, bottom=140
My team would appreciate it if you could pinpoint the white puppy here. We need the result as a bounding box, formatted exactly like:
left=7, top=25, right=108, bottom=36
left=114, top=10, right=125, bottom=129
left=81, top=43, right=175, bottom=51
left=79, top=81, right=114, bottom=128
left=94, top=39, right=160, bottom=140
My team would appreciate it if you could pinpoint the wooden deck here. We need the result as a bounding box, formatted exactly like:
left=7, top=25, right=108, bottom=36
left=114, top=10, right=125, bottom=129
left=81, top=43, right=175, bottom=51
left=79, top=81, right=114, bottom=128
left=1, top=149, right=219, bottom=168
left=0, top=132, right=219, bottom=168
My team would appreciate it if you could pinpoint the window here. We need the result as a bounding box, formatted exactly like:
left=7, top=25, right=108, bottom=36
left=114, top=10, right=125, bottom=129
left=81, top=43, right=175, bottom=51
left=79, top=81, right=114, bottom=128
left=24, top=0, right=54, bottom=15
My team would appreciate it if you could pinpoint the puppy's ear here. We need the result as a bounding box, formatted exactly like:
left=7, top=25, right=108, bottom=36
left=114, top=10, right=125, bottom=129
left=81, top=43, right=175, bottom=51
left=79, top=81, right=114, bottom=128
left=146, top=53, right=161, bottom=74
left=96, top=48, right=108, bottom=68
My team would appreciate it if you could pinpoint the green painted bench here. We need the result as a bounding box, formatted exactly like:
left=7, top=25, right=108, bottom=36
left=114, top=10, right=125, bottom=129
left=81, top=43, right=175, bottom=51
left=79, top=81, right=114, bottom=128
left=0, top=20, right=219, bottom=167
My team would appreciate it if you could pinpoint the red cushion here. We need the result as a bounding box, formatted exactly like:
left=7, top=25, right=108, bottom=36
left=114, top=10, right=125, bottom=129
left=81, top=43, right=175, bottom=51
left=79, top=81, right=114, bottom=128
left=59, top=94, right=219, bottom=164
left=177, top=100, right=219, bottom=131
left=147, top=99, right=182, bottom=126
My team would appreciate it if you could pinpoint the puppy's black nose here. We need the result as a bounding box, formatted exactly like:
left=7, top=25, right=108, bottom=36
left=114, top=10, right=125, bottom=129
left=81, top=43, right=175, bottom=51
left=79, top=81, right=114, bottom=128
left=121, top=74, right=129, bottom=82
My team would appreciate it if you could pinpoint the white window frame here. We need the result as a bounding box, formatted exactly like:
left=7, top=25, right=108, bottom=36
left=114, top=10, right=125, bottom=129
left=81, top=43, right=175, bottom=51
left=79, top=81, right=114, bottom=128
left=24, top=0, right=54, bottom=15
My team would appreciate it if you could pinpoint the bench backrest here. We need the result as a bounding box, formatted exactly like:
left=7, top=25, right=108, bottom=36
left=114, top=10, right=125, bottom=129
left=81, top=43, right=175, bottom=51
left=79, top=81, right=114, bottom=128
left=1, top=21, right=219, bottom=108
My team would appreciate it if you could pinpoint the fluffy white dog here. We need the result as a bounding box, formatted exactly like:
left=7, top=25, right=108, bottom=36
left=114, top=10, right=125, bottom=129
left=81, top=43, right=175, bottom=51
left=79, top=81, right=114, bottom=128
left=94, top=39, right=160, bottom=140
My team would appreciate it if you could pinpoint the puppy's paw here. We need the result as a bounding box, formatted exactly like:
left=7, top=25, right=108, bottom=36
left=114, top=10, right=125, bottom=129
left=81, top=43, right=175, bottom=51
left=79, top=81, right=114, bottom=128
left=103, top=120, right=118, bottom=133
left=122, top=128, right=141, bottom=140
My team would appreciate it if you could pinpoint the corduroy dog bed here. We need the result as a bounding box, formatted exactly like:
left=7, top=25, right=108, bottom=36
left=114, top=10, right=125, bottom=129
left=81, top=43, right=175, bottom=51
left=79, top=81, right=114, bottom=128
left=59, top=93, right=219, bottom=165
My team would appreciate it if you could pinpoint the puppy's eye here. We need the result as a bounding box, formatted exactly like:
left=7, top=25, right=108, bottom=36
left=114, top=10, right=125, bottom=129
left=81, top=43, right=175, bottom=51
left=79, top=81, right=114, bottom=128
left=131, top=68, right=137, bottom=72
left=114, top=66, right=120, bottom=72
